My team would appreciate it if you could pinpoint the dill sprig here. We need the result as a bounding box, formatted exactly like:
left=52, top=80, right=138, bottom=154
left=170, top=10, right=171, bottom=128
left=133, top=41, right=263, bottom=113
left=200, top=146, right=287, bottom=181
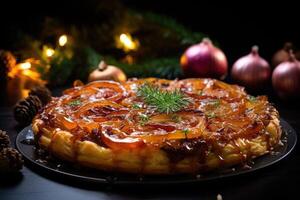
left=206, top=112, right=216, bottom=119
left=138, top=113, right=150, bottom=125
left=183, top=128, right=190, bottom=139
left=137, top=83, right=191, bottom=114
left=248, top=95, right=257, bottom=102
left=68, top=99, right=81, bottom=106
left=132, top=103, right=142, bottom=109
left=208, top=99, right=221, bottom=107
left=171, top=114, right=182, bottom=123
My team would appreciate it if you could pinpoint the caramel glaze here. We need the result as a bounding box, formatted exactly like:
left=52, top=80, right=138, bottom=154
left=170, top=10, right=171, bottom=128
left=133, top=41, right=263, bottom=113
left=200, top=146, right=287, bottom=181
left=34, top=78, right=279, bottom=172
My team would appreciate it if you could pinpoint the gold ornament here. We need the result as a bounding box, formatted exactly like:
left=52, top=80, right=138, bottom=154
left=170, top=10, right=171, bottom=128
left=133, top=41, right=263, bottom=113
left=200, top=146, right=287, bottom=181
left=88, top=61, right=127, bottom=82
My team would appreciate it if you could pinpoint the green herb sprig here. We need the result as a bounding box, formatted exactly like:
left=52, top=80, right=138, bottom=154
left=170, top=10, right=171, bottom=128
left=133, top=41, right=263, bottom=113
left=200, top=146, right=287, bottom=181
left=132, top=103, right=142, bottom=109
left=206, top=112, right=216, bottom=119
left=68, top=99, right=81, bottom=106
left=248, top=95, right=257, bottom=102
left=183, top=128, right=189, bottom=139
left=171, top=114, right=182, bottom=123
left=208, top=99, right=221, bottom=107
left=138, top=113, right=150, bottom=125
left=137, top=83, right=191, bottom=114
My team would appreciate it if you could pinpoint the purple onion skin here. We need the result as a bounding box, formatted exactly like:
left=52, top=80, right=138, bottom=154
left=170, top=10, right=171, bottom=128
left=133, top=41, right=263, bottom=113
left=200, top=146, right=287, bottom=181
left=231, top=47, right=271, bottom=90
left=272, top=60, right=300, bottom=99
left=180, top=39, right=228, bottom=79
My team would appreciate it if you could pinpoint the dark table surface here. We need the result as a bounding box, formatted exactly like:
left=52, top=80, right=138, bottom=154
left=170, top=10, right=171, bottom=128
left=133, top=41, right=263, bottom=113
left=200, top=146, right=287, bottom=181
left=0, top=93, right=299, bottom=200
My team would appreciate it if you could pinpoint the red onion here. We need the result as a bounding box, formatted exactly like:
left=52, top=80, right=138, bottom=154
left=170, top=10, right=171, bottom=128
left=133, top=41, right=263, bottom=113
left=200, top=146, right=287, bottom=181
left=231, top=46, right=271, bottom=90
left=272, top=42, right=293, bottom=68
left=272, top=52, right=300, bottom=99
left=180, top=38, right=228, bottom=79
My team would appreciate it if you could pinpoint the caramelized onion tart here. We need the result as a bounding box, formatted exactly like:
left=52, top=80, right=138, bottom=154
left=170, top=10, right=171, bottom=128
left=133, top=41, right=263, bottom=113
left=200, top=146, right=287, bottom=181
left=32, top=78, right=281, bottom=174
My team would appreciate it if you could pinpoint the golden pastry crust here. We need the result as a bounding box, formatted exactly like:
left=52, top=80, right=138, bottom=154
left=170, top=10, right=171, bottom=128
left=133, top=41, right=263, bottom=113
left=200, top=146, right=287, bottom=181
left=32, top=78, right=282, bottom=174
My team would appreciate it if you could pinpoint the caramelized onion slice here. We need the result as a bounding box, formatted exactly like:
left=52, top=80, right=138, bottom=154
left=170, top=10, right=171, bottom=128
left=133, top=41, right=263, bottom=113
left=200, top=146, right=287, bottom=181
left=77, top=121, right=100, bottom=133
left=63, top=80, right=127, bottom=102
left=74, top=100, right=124, bottom=117
left=85, top=80, right=127, bottom=101
left=100, top=126, right=144, bottom=149
left=57, top=116, right=78, bottom=130
left=134, top=117, right=206, bottom=145
left=144, top=123, right=176, bottom=132
left=134, top=127, right=205, bottom=145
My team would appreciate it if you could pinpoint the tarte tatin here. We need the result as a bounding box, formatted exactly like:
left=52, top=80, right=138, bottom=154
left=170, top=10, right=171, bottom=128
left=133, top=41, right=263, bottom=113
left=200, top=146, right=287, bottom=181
left=32, top=78, right=281, bottom=174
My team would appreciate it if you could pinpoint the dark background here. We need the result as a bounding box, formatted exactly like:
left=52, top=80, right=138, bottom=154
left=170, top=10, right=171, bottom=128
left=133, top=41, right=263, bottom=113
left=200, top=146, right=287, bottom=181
left=0, top=0, right=299, bottom=65
left=123, top=0, right=300, bottom=64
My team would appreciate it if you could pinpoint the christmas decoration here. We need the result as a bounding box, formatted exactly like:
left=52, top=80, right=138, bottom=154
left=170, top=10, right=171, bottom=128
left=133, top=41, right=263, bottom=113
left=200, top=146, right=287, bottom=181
left=106, top=56, right=183, bottom=80
left=272, top=42, right=293, bottom=68
left=0, top=130, right=11, bottom=151
left=180, top=38, right=227, bottom=79
left=58, top=35, right=68, bottom=47
left=0, top=147, right=23, bottom=173
left=29, top=86, right=52, bottom=105
left=231, top=46, right=271, bottom=91
left=88, top=61, right=127, bottom=82
left=272, top=51, right=300, bottom=99
left=14, top=95, right=42, bottom=126
left=117, top=33, right=139, bottom=52
left=7, top=0, right=206, bottom=86
left=4, top=58, right=47, bottom=105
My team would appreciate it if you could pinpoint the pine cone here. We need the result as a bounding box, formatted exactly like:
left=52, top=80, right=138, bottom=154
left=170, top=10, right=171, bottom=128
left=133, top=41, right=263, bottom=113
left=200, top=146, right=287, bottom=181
left=29, top=86, right=52, bottom=105
left=0, top=50, right=16, bottom=82
left=14, top=95, right=42, bottom=126
left=0, top=147, right=23, bottom=173
left=0, top=130, right=11, bottom=151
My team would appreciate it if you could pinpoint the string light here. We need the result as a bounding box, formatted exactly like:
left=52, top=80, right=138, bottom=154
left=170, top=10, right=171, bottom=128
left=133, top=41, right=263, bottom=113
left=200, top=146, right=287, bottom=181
left=8, top=61, right=31, bottom=78
left=119, top=33, right=139, bottom=51
left=19, top=62, right=31, bottom=70
left=59, top=35, right=68, bottom=47
left=45, top=48, right=55, bottom=57
left=8, top=60, right=41, bottom=80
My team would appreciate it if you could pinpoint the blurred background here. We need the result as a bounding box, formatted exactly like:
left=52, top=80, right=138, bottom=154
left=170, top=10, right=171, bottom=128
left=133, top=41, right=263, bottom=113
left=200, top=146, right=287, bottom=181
left=0, top=0, right=299, bottom=105
left=1, top=0, right=299, bottom=62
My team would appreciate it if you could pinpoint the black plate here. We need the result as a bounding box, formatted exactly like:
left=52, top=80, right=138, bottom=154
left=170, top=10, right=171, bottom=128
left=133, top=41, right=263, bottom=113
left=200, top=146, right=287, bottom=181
left=16, top=119, right=297, bottom=185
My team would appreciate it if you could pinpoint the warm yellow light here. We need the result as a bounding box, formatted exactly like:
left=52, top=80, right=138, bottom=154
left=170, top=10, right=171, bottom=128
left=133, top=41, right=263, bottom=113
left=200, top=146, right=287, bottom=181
left=46, top=48, right=55, bottom=57
left=119, top=33, right=138, bottom=51
left=19, top=62, right=31, bottom=70
left=22, top=69, right=32, bottom=76
left=22, top=69, right=40, bottom=79
left=59, top=35, right=68, bottom=46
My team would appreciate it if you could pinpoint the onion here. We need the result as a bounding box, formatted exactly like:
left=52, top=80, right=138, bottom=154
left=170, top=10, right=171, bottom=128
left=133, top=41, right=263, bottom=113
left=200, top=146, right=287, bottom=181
left=100, top=125, right=144, bottom=149
left=272, top=42, right=293, bottom=68
left=85, top=80, right=127, bottom=101
left=272, top=51, right=300, bottom=99
left=231, top=46, right=271, bottom=91
left=180, top=38, right=228, bottom=79
left=74, top=100, right=123, bottom=117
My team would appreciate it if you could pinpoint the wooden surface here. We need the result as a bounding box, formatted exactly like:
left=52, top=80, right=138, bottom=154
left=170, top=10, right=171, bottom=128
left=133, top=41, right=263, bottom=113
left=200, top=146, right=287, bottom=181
left=0, top=96, right=299, bottom=200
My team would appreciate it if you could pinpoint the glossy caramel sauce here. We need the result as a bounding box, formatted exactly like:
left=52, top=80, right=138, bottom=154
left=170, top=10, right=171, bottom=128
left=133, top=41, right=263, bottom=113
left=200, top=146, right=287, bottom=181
left=35, top=78, right=275, bottom=166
